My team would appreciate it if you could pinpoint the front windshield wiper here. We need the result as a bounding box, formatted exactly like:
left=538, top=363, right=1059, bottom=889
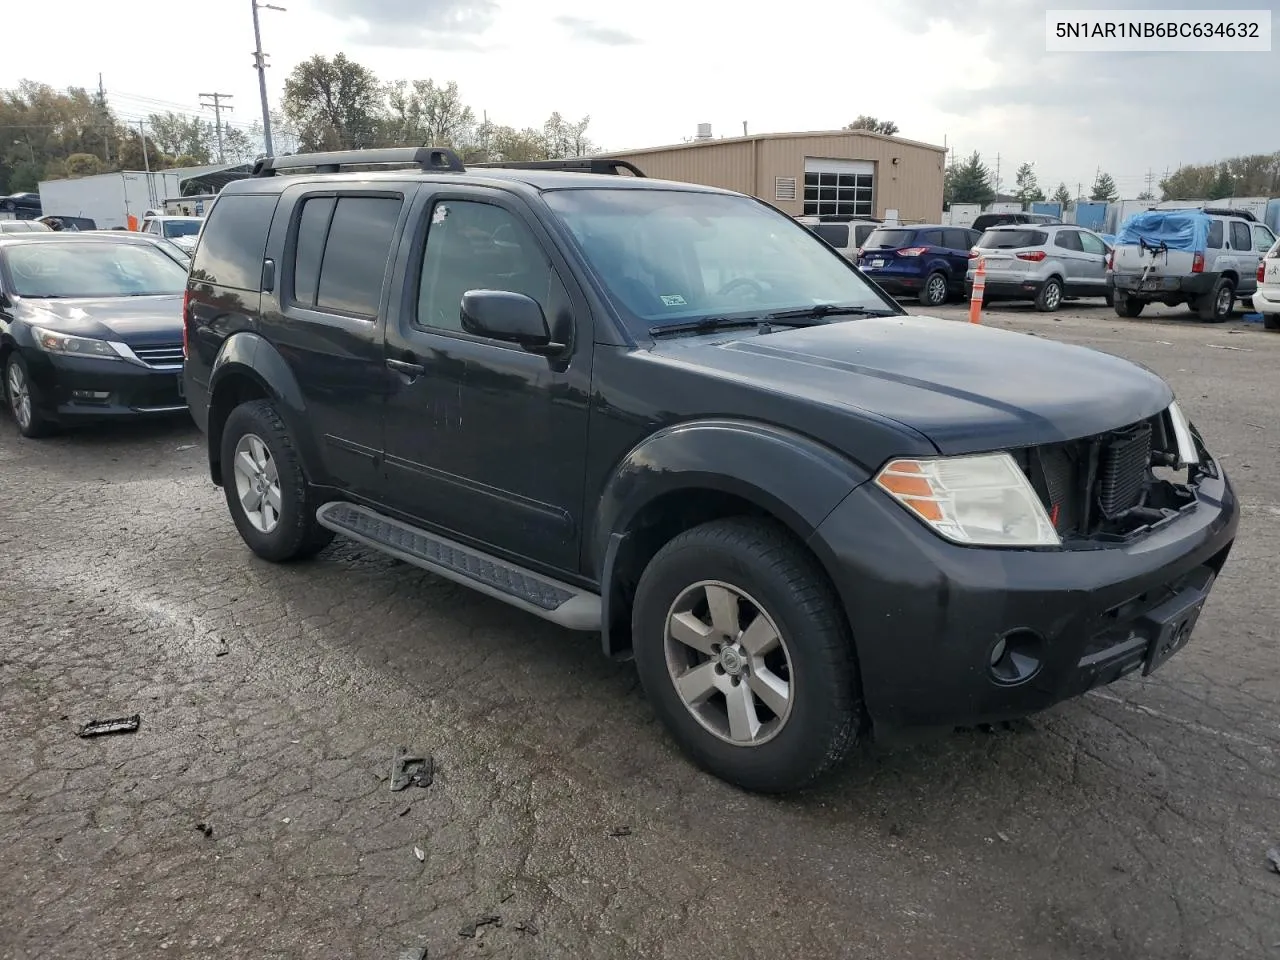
left=764, top=303, right=898, bottom=324
left=648, top=316, right=763, bottom=337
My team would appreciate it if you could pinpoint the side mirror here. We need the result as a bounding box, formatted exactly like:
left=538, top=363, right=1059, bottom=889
left=460, top=290, right=562, bottom=354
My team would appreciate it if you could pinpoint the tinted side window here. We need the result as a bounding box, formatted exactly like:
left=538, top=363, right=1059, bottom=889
left=417, top=200, right=565, bottom=335
left=919, top=230, right=944, bottom=247
left=854, top=224, right=877, bottom=247
left=943, top=229, right=970, bottom=250
left=1054, top=230, right=1083, bottom=252
left=315, top=196, right=403, bottom=317
left=291, top=196, right=335, bottom=308
left=191, top=194, right=278, bottom=291
left=1229, top=221, right=1251, bottom=251
left=1207, top=220, right=1223, bottom=248
left=813, top=223, right=850, bottom=248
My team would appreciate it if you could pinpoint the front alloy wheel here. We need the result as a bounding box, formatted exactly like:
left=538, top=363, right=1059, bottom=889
left=665, top=580, right=793, bottom=745
left=5, top=354, right=50, bottom=438
left=632, top=517, right=861, bottom=794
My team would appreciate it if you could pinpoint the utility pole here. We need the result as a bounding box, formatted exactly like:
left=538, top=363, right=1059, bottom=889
left=1145, top=168, right=1154, bottom=195
left=200, top=92, right=235, bottom=163
left=138, top=120, right=155, bottom=210
left=98, top=73, right=111, bottom=164
left=994, top=153, right=1001, bottom=198
left=252, top=0, right=286, bottom=157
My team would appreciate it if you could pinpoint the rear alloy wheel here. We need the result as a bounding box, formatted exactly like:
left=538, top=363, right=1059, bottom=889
left=4, top=353, right=52, bottom=439
left=632, top=518, right=860, bottom=794
left=1197, top=278, right=1234, bottom=322
left=220, top=399, right=334, bottom=562
left=919, top=271, right=949, bottom=307
left=1114, top=293, right=1145, bottom=318
left=1035, top=277, right=1064, bottom=312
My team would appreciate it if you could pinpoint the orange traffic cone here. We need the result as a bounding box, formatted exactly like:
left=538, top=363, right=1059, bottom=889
left=968, top=257, right=985, bottom=324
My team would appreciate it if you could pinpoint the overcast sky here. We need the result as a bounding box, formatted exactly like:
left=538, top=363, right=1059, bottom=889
left=2, top=0, right=1275, bottom=197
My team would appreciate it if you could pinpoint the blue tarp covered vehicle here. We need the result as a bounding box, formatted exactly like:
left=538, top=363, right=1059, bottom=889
left=1114, top=210, right=1210, bottom=252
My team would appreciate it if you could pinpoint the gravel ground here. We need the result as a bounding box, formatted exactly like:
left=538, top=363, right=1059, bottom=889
left=1, top=299, right=1278, bottom=960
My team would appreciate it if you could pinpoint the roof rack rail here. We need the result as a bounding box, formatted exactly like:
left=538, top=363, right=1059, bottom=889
left=252, top=146, right=466, bottom=177
left=1201, top=207, right=1258, bottom=222
left=470, top=158, right=646, bottom=177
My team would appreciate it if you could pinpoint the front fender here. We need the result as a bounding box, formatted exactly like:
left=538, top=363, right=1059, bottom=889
left=591, top=418, right=870, bottom=578
left=207, top=331, right=322, bottom=485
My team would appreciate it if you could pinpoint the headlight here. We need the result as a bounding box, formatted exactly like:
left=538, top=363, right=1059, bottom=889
left=31, top=326, right=121, bottom=360
left=1166, top=401, right=1199, bottom=467
left=874, top=452, right=1060, bottom=547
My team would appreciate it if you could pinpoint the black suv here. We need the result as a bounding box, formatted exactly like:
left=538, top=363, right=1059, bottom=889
left=183, top=147, right=1239, bottom=794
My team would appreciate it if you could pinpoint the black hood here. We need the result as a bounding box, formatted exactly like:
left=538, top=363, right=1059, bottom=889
left=14, top=295, right=183, bottom=347
left=646, top=314, right=1174, bottom=454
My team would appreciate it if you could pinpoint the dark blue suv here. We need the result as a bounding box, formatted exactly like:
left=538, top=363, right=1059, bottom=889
left=858, top=224, right=978, bottom=307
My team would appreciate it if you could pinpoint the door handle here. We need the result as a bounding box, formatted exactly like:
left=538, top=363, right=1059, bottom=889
left=386, top=358, right=425, bottom=377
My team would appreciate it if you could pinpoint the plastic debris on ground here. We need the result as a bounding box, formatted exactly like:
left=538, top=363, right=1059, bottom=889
left=459, top=915, right=502, bottom=938
left=75, top=714, right=140, bottom=738
left=390, top=747, right=434, bottom=791
left=1267, top=847, right=1280, bottom=874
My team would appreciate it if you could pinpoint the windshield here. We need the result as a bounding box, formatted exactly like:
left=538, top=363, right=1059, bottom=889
left=978, top=229, right=1047, bottom=249
left=863, top=228, right=917, bottom=249
left=4, top=241, right=188, bottom=297
left=162, top=219, right=202, bottom=238
left=542, top=189, right=895, bottom=333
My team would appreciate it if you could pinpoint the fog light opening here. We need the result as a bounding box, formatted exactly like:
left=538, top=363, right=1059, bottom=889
left=988, top=629, right=1044, bottom=686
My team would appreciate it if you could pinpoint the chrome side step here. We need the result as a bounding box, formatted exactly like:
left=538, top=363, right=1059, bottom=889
left=315, top=502, right=601, bottom=632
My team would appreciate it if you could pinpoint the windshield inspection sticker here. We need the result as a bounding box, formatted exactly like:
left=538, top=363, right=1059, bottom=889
left=660, top=294, right=688, bottom=306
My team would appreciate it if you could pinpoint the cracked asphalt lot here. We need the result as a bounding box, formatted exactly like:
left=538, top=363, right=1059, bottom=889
left=2, top=303, right=1278, bottom=959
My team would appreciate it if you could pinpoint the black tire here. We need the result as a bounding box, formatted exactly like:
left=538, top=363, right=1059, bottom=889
left=1264, top=313, right=1280, bottom=331
left=219, top=398, right=334, bottom=562
left=1197, top=278, right=1234, bottom=322
left=632, top=517, right=860, bottom=794
left=919, top=271, right=949, bottom=307
left=4, top=351, right=54, bottom=438
left=1114, top=293, right=1145, bottom=317
left=1035, top=277, right=1064, bottom=312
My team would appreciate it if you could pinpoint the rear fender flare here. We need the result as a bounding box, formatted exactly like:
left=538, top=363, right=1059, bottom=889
left=207, top=331, right=321, bottom=484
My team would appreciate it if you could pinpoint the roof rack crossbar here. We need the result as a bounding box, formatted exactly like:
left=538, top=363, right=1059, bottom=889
left=252, top=146, right=466, bottom=177
left=470, top=158, right=646, bottom=177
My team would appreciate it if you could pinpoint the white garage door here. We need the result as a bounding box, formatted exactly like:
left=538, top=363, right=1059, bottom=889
left=803, top=158, right=874, bottom=218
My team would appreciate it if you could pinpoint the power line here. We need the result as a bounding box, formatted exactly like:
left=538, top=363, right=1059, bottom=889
left=200, top=92, right=235, bottom=163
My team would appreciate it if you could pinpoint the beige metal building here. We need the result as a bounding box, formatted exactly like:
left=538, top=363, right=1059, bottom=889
left=601, top=129, right=946, bottom=223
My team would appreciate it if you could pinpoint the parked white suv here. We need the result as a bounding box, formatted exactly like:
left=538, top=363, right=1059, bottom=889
left=797, top=216, right=882, bottom=261
left=1110, top=208, right=1275, bottom=321
left=1251, top=236, right=1280, bottom=330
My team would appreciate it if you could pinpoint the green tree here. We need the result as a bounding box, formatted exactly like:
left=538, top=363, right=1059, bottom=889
left=1051, top=182, right=1073, bottom=207
left=1090, top=170, right=1119, bottom=201
left=145, top=111, right=213, bottom=164
left=1013, top=162, right=1045, bottom=204
left=845, top=115, right=900, bottom=136
left=283, top=53, right=383, bottom=151
left=945, top=151, right=995, bottom=206
left=1208, top=166, right=1234, bottom=199
left=64, top=153, right=103, bottom=177
left=221, top=127, right=258, bottom=164
left=1136, top=190, right=1155, bottom=201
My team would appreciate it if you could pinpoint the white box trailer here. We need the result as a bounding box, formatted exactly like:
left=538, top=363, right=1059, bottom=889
left=986, top=201, right=1023, bottom=214
left=946, top=203, right=981, bottom=227
left=38, top=171, right=181, bottom=230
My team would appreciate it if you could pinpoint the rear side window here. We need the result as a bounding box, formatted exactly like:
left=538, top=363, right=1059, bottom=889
left=1229, top=221, right=1251, bottom=251
left=943, top=229, right=972, bottom=250
left=813, top=223, right=849, bottom=248
left=191, top=194, right=277, bottom=292
left=299, top=195, right=403, bottom=318
left=865, top=229, right=916, bottom=248
left=1207, top=220, right=1223, bottom=248
left=853, top=223, right=877, bottom=247
left=1054, top=230, right=1083, bottom=252
left=1079, top=231, right=1107, bottom=255
left=291, top=196, right=336, bottom=307
left=1252, top=224, right=1275, bottom=253
left=918, top=230, right=944, bottom=247
left=978, top=229, right=1046, bottom=248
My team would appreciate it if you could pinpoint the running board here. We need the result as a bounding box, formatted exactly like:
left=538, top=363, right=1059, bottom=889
left=316, top=502, right=601, bottom=631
